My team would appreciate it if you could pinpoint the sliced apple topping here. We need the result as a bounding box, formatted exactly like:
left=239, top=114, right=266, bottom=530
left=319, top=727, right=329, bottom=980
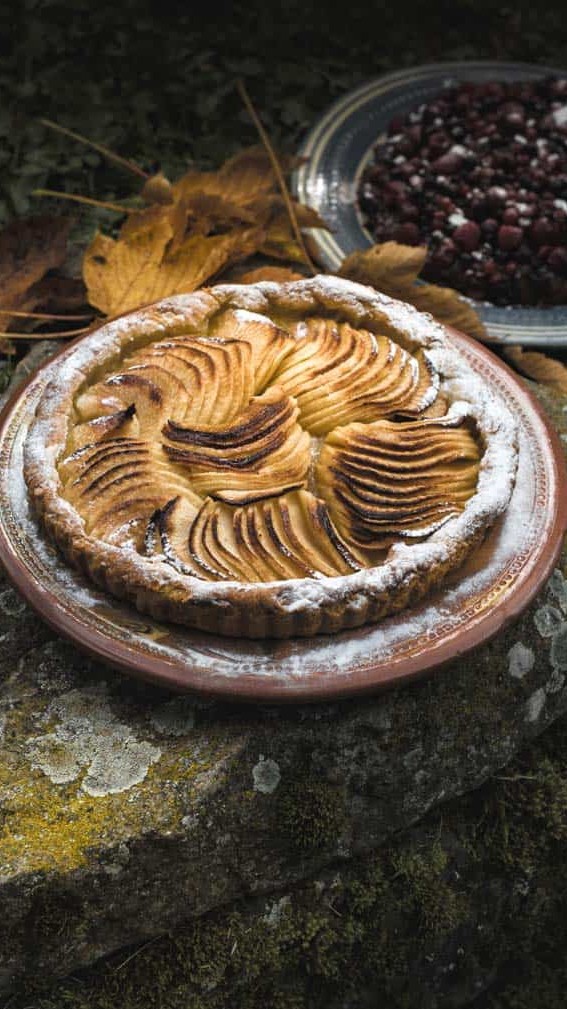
left=59, top=438, right=201, bottom=548
left=317, top=415, right=481, bottom=548
left=272, top=318, right=442, bottom=435
left=164, top=490, right=364, bottom=583
left=162, top=386, right=310, bottom=500
left=142, top=335, right=254, bottom=425
left=144, top=496, right=204, bottom=577
left=75, top=336, right=254, bottom=433
left=68, top=404, right=139, bottom=452
left=208, top=308, right=294, bottom=392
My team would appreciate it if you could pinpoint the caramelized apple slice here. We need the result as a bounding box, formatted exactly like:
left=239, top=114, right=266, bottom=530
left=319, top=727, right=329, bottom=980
left=146, top=335, right=254, bottom=425
left=317, top=415, right=481, bottom=548
left=144, top=497, right=204, bottom=577
left=162, top=386, right=310, bottom=499
left=59, top=438, right=201, bottom=548
left=272, top=318, right=441, bottom=434
left=184, top=490, right=363, bottom=583
left=74, top=335, right=254, bottom=434
left=68, top=404, right=139, bottom=452
left=208, top=308, right=294, bottom=392
left=75, top=364, right=189, bottom=437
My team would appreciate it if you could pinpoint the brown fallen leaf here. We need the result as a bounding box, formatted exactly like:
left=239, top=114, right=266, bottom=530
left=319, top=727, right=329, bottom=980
left=24, top=275, right=88, bottom=316
left=82, top=144, right=328, bottom=317
left=170, top=146, right=297, bottom=207
left=406, top=281, right=489, bottom=342
left=84, top=202, right=265, bottom=316
left=340, top=242, right=427, bottom=291
left=230, top=266, right=305, bottom=285
left=503, top=346, right=567, bottom=395
left=256, top=201, right=328, bottom=262
left=339, top=241, right=488, bottom=341
left=0, top=216, right=72, bottom=329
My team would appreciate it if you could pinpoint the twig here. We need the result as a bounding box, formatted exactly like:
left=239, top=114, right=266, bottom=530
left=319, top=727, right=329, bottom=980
left=0, top=326, right=91, bottom=340
left=494, top=775, right=538, bottom=783
left=0, top=309, right=93, bottom=321
left=113, top=936, right=161, bottom=972
left=32, top=189, right=134, bottom=214
left=236, top=78, right=317, bottom=275
left=39, top=118, right=149, bottom=179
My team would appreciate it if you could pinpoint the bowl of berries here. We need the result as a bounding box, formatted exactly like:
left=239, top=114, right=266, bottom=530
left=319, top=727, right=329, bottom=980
left=294, top=61, right=567, bottom=346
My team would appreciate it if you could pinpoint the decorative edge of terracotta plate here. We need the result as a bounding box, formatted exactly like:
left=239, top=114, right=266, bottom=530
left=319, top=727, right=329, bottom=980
left=0, top=327, right=565, bottom=702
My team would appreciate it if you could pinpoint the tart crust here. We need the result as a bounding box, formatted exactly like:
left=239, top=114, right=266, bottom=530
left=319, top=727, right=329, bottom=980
left=23, top=276, right=518, bottom=638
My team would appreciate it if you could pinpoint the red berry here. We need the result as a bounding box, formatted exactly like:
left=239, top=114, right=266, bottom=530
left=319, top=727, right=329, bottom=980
left=392, top=222, right=421, bottom=245
left=431, top=151, right=464, bottom=174
left=548, top=247, right=567, bottom=275
left=498, top=225, right=523, bottom=251
left=453, top=220, right=481, bottom=251
left=530, top=217, right=555, bottom=246
left=502, top=207, right=520, bottom=225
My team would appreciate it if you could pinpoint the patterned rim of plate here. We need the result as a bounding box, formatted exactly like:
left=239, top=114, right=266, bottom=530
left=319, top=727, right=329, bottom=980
left=293, top=61, right=567, bottom=347
left=0, top=328, right=565, bottom=702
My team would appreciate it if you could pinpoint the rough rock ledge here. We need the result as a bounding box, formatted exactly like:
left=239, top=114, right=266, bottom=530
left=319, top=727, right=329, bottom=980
left=0, top=375, right=565, bottom=1004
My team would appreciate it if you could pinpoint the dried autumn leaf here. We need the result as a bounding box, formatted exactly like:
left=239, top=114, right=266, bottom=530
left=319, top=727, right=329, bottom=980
left=503, top=346, right=567, bottom=395
left=171, top=146, right=297, bottom=207
left=340, top=242, right=426, bottom=291
left=257, top=201, right=329, bottom=262
left=231, top=266, right=305, bottom=284
left=26, top=275, right=88, bottom=315
left=0, top=216, right=72, bottom=329
left=80, top=136, right=327, bottom=318
left=182, top=193, right=257, bottom=235
left=83, top=203, right=265, bottom=317
left=339, top=241, right=488, bottom=341
left=406, top=282, right=489, bottom=342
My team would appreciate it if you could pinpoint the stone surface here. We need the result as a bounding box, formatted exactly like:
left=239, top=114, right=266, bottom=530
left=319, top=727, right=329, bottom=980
left=7, top=711, right=567, bottom=1009
left=0, top=377, right=565, bottom=993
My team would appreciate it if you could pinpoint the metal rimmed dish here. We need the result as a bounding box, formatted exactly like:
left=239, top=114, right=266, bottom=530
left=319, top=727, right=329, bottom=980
left=293, top=60, right=567, bottom=347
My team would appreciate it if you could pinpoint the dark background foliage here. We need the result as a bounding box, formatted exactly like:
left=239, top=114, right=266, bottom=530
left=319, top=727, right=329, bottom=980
left=1, top=0, right=566, bottom=224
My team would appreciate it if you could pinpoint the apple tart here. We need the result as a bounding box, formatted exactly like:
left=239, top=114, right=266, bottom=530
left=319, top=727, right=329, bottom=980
left=24, top=276, right=518, bottom=638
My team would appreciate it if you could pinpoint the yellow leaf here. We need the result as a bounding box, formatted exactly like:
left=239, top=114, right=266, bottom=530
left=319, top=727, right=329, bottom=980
left=405, top=282, right=489, bottom=342
left=81, top=143, right=321, bottom=318
left=83, top=212, right=265, bottom=317
left=172, top=146, right=283, bottom=206
left=232, top=266, right=305, bottom=284
left=503, top=346, right=567, bottom=395
left=83, top=218, right=173, bottom=316
left=340, top=242, right=426, bottom=290
left=339, top=242, right=488, bottom=340
left=255, top=202, right=328, bottom=263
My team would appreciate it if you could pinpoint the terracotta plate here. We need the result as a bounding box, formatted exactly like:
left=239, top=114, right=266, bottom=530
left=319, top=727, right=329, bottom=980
left=0, top=331, right=565, bottom=703
left=293, top=60, right=567, bottom=347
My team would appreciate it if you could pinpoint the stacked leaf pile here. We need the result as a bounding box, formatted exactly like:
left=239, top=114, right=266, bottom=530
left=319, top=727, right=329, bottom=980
left=1, top=123, right=566, bottom=397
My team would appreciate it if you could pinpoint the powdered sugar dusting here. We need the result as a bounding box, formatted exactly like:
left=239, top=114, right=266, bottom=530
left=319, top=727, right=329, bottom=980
left=3, top=367, right=552, bottom=685
left=22, top=276, right=519, bottom=631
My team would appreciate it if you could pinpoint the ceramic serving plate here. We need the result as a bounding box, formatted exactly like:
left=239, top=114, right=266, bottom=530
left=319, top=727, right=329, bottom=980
left=294, top=61, right=567, bottom=347
left=0, top=331, right=565, bottom=703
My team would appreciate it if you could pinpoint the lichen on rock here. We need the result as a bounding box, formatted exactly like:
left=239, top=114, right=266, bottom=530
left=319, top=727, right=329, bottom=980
left=26, top=683, right=162, bottom=796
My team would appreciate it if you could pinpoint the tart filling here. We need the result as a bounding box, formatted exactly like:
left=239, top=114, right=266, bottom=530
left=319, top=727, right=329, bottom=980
left=24, top=276, right=518, bottom=638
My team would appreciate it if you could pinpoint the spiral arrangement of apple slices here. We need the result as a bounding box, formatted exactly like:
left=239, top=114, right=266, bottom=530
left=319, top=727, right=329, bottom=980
left=145, top=490, right=363, bottom=581
left=162, top=385, right=310, bottom=502
left=316, top=416, right=481, bottom=548
left=274, top=318, right=447, bottom=435
left=59, top=310, right=483, bottom=584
